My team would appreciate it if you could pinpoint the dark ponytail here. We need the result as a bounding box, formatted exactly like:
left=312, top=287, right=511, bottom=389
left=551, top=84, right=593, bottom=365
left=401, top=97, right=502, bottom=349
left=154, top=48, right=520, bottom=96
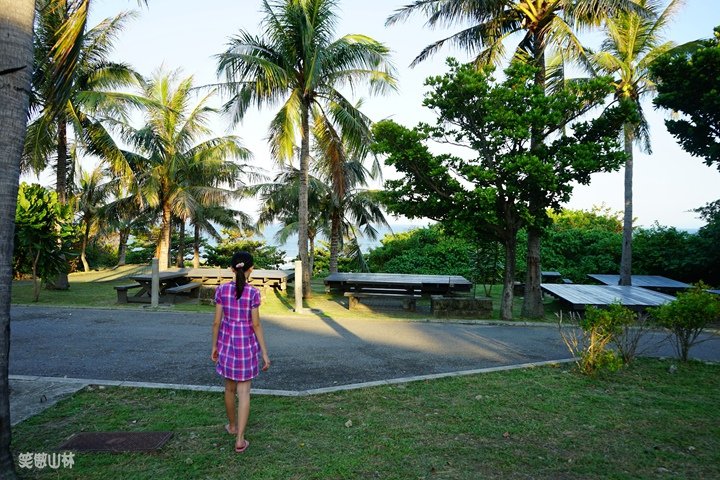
left=230, top=251, right=254, bottom=299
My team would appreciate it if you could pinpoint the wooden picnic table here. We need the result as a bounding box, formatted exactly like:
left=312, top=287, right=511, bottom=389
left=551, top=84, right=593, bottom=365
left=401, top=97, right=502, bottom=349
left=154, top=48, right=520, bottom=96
left=181, top=267, right=294, bottom=296
left=116, top=271, right=198, bottom=304
left=183, top=268, right=294, bottom=292
left=324, top=272, right=472, bottom=295
left=541, top=284, right=675, bottom=311
left=587, top=274, right=690, bottom=293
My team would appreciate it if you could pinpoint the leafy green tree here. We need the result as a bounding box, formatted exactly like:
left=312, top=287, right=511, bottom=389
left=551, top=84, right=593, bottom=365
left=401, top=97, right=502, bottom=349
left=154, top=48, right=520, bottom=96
left=690, top=200, right=720, bottom=285
left=367, top=225, right=476, bottom=278
left=216, top=0, right=396, bottom=297
left=652, top=284, right=720, bottom=361
left=13, top=184, right=79, bottom=301
left=590, top=0, right=682, bottom=286
left=372, top=61, right=627, bottom=320
left=118, top=70, right=252, bottom=269
left=651, top=26, right=720, bottom=169
left=633, top=223, right=693, bottom=280
left=521, top=208, right=623, bottom=283
left=204, top=228, right=285, bottom=269
left=386, top=0, right=645, bottom=318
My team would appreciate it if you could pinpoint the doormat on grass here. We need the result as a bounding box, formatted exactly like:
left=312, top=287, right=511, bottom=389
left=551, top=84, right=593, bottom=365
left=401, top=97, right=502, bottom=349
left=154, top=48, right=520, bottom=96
left=58, top=432, right=173, bottom=452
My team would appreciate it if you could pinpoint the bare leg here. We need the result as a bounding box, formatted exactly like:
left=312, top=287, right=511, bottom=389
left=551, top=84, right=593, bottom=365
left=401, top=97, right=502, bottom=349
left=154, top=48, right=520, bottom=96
left=224, top=379, right=237, bottom=434
left=236, top=380, right=252, bottom=448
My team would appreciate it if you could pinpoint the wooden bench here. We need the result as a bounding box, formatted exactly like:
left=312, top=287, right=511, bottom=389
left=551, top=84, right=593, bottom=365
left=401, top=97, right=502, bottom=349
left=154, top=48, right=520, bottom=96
left=165, top=282, right=201, bottom=302
left=114, top=284, right=142, bottom=303
left=344, top=291, right=419, bottom=311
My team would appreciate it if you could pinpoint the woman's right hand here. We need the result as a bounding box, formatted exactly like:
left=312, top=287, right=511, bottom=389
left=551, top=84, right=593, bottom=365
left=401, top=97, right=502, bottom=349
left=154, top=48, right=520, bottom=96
left=211, top=347, right=219, bottom=363
left=261, top=353, right=271, bottom=371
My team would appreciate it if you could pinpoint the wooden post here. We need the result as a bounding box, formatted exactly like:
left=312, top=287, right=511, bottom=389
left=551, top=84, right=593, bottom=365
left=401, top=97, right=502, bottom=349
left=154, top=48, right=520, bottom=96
left=151, top=258, right=159, bottom=307
left=294, top=260, right=304, bottom=313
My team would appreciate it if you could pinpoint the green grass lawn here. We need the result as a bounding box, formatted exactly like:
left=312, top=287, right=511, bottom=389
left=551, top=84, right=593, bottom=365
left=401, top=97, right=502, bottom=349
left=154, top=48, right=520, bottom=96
left=11, top=359, right=720, bottom=479
left=10, top=265, right=560, bottom=321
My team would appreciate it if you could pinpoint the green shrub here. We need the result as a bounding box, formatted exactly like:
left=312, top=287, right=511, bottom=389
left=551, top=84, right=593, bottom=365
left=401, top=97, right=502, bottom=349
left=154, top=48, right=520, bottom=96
left=367, top=225, right=476, bottom=278
left=652, top=284, right=720, bottom=361
left=558, top=303, right=637, bottom=375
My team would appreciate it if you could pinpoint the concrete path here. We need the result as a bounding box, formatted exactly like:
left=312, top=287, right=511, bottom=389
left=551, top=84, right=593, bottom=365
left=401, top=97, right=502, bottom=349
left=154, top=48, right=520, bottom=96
left=9, top=305, right=720, bottom=425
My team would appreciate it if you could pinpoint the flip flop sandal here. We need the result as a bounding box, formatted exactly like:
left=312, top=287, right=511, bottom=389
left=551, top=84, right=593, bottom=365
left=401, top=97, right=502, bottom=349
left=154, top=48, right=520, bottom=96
left=225, top=424, right=236, bottom=435
left=235, top=440, right=250, bottom=453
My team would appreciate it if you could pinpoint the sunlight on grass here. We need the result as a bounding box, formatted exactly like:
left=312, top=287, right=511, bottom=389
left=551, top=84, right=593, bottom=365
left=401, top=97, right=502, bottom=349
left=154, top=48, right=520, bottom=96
left=11, top=359, right=720, bottom=479
left=12, top=265, right=561, bottom=322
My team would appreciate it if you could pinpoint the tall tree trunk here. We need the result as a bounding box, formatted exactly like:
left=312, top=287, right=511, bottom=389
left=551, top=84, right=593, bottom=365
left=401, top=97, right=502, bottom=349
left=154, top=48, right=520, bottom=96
left=80, top=220, right=90, bottom=272
left=158, top=203, right=172, bottom=270
left=522, top=227, right=544, bottom=318
left=176, top=221, right=185, bottom=268
left=329, top=211, right=341, bottom=274
left=298, top=100, right=311, bottom=298
left=309, top=233, right=316, bottom=281
left=56, top=118, right=68, bottom=203
left=0, top=2, right=35, bottom=477
left=46, top=119, right=70, bottom=289
left=500, top=235, right=518, bottom=321
left=193, top=223, right=201, bottom=268
left=116, top=228, right=129, bottom=267
left=522, top=32, right=547, bottom=319
left=619, top=124, right=634, bottom=286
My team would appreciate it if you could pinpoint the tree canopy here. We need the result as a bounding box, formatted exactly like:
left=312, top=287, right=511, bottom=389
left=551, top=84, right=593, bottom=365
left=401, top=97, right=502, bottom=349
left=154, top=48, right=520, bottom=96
left=651, top=26, right=720, bottom=169
left=372, top=60, right=629, bottom=320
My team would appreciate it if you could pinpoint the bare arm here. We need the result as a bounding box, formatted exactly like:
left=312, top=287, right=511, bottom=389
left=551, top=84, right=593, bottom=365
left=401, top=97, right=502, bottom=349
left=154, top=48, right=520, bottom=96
left=211, top=302, right=222, bottom=362
left=251, top=307, right=270, bottom=371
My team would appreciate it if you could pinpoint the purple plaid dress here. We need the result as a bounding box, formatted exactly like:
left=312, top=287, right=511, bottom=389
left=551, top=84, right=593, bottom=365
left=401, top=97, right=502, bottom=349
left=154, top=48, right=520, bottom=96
left=215, top=282, right=262, bottom=382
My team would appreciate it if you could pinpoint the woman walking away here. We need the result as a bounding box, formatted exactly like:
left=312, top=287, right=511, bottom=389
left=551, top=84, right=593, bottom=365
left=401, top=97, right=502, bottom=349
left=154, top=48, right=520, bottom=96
left=211, top=251, right=270, bottom=453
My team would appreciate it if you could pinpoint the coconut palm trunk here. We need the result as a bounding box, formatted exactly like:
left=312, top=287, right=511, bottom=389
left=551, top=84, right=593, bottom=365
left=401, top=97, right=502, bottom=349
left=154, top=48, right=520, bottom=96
left=49, top=117, right=70, bottom=289
left=176, top=221, right=185, bottom=268
left=299, top=101, right=312, bottom=297
left=193, top=223, right=201, bottom=268
left=0, top=2, right=35, bottom=477
left=158, top=203, right=172, bottom=270
left=619, top=124, right=634, bottom=285
left=522, top=37, right=547, bottom=319
left=329, top=210, right=341, bottom=273
left=117, top=228, right=129, bottom=267
left=80, top=220, right=91, bottom=272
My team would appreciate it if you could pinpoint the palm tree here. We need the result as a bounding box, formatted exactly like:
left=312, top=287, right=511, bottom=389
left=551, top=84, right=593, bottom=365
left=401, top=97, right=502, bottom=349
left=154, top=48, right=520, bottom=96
left=118, top=70, right=253, bottom=269
left=100, top=175, right=155, bottom=268
left=189, top=205, right=255, bottom=268
left=386, top=0, right=643, bottom=318
left=253, top=167, right=331, bottom=276
left=253, top=164, right=389, bottom=274
left=74, top=166, right=114, bottom=272
left=24, top=0, right=142, bottom=288
left=215, top=0, right=396, bottom=297
left=312, top=99, right=389, bottom=272
left=0, top=2, right=36, bottom=476
left=25, top=1, right=141, bottom=201
left=178, top=139, right=260, bottom=268
left=590, top=0, right=681, bottom=286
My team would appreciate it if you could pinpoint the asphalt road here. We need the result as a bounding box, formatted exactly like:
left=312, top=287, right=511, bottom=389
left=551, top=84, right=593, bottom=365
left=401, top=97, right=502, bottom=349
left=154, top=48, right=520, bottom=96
left=10, top=305, right=720, bottom=391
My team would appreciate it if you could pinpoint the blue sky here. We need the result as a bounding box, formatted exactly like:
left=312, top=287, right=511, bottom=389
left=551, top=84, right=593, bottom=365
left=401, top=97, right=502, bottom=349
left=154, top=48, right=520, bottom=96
left=81, top=0, right=719, bottom=230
